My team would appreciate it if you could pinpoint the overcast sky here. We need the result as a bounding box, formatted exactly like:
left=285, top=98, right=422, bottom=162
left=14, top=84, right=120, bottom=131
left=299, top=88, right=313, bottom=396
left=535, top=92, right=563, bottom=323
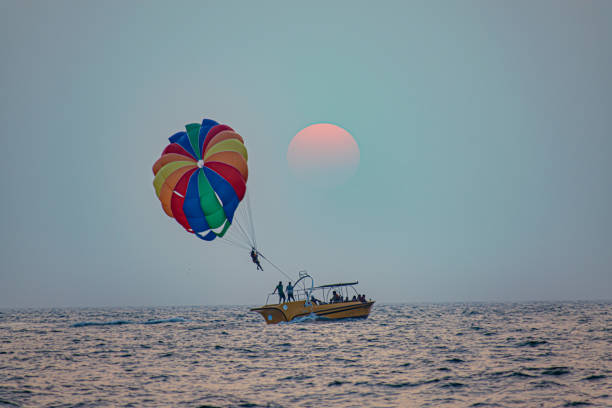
left=1, top=1, right=611, bottom=307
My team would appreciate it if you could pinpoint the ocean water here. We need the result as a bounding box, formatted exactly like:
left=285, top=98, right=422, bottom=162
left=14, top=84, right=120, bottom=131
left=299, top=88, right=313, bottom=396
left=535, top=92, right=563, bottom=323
left=0, top=302, right=610, bottom=407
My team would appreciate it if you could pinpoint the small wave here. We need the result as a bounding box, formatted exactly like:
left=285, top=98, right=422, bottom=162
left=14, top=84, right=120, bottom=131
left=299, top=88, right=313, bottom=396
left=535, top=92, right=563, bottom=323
left=564, top=402, right=592, bottom=407
left=235, top=348, right=256, bottom=354
left=72, top=317, right=188, bottom=327
left=533, top=380, right=563, bottom=388
left=334, top=357, right=357, bottom=363
left=542, top=367, right=570, bottom=376
left=507, top=371, right=536, bottom=378
left=143, top=317, right=189, bottom=325
left=280, top=374, right=313, bottom=381
left=582, top=375, right=606, bottom=381
left=71, top=320, right=132, bottom=327
left=380, top=377, right=444, bottom=388
left=446, top=358, right=464, bottom=363
left=441, top=382, right=465, bottom=388
left=517, top=339, right=548, bottom=347
left=381, top=381, right=416, bottom=388
left=0, top=398, right=20, bottom=407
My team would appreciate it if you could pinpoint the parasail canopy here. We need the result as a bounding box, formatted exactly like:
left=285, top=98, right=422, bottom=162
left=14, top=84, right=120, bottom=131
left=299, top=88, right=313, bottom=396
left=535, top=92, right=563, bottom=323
left=152, top=118, right=256, bottom=250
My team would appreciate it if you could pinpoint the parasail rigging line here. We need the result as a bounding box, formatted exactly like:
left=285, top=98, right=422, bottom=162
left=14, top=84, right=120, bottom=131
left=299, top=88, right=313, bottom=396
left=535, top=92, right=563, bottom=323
left=233, top=217, right=255, bottom=248
left=218, top=236, right=252, bottom=251
left=245, top=191, right=257, bottom=249
left=258, top=252, right=293, bottom=281
left=223, top=225, right=253, bottom=250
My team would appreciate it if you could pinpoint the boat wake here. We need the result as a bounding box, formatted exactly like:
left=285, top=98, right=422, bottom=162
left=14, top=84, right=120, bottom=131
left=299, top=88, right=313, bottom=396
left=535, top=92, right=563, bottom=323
left=277, top=313, right=368, bottom=325
left=278, top=313, right=320, bottom=324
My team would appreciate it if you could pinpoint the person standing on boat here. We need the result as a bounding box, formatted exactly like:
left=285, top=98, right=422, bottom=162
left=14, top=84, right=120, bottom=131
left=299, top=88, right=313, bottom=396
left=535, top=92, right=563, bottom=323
left=286, top=282, right=295, bottom=302
left=273, top=281, right=286, bottom=304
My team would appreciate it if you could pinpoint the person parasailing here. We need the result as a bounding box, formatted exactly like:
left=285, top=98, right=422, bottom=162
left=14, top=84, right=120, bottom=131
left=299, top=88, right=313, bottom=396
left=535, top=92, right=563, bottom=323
left=251, top=248, right=263, bottom=271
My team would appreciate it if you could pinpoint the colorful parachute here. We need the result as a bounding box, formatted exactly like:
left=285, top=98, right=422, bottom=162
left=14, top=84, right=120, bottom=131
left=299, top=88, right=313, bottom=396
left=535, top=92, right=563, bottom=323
left=152, top=118, right=251, bottom=243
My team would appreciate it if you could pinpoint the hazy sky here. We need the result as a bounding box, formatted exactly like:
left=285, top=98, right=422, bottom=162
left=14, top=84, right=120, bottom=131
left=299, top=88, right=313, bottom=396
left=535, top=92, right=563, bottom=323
left=1, top=1, right=611, bottom=307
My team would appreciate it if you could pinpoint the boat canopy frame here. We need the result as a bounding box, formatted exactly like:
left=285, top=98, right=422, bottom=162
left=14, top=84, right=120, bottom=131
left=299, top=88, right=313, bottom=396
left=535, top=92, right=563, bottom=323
left=313, top=281, right=358, bottom=289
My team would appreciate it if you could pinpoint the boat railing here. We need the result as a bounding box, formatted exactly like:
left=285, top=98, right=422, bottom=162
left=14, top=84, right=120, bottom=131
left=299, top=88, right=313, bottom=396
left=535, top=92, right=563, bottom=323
left=264, top=288, right=312, bottom=305
left=263, top=287, right=367, bottom=305
left=261, top=273, right=369, bottom=305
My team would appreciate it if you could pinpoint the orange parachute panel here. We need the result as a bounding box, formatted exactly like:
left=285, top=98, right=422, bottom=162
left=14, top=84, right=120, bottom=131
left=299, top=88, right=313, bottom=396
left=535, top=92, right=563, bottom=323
left=153, top=153, right=195, bottom=175
left=204, top=151, right=248, bottom=182
left=159, top=165, right=197, bottom=217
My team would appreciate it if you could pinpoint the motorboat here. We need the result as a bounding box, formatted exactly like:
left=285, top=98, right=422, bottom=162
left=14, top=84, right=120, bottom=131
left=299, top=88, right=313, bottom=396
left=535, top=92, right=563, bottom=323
left=250, top=272, right=374, bottom=324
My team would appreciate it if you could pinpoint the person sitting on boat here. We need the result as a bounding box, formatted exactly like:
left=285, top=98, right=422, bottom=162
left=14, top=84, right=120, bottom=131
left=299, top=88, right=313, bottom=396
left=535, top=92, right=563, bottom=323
left=273, top=281, right=286, bottom=304
left=310, top=295, right=320, bottom=305
left=250, top=248, right=263, bottom=271
left=286, top=281, right=295, bottom=302
left=352, top=295, right=357, bottom=301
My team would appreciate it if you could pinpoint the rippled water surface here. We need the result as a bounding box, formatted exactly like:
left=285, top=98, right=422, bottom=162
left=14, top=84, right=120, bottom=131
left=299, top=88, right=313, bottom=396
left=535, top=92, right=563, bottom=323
left=1, top=303, right=611, bottom=407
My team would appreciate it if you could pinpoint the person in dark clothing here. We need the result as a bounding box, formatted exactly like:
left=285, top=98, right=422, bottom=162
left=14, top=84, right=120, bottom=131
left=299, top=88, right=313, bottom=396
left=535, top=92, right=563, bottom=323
left=250, top=248, right=263, bottom=271
left=273, top=281, right=285, bottom=304
left=286, top=281, right=295, bottom=302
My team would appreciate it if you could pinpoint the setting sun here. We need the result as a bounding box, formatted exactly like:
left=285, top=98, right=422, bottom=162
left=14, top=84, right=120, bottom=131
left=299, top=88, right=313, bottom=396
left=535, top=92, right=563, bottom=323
left=287, top=123, right=360, bottom=187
